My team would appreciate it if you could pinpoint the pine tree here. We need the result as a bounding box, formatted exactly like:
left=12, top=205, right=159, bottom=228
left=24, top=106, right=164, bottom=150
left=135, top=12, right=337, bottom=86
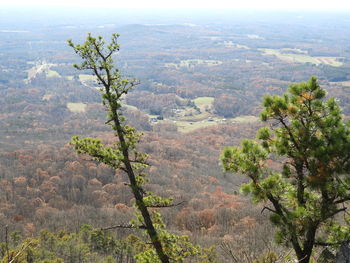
left=68, top=33, right=216, bottom=263
left=222, top=77, right=350, bottom=263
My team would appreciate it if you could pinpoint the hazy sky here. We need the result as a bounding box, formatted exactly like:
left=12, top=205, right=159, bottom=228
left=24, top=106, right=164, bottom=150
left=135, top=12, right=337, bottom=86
left=2, top=0, right=350, bottom=9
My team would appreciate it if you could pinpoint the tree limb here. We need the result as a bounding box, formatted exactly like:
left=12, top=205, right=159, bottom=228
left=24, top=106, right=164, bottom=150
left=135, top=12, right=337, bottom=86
left=314, top=240, right=350, bottom=247
left=261, top=206, right=277, bottom=214
left=147, top=201, right=186, bottom=208
left=101, top=224, right=147, bottom=231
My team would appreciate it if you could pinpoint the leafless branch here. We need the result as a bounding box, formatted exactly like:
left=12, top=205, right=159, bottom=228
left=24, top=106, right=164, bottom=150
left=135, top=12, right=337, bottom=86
left=261, top=206, right=277, bottom=214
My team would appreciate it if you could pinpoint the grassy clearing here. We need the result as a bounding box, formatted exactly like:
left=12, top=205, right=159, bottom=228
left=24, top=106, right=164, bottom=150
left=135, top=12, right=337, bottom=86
left=177, top=111, right=212, bottom=122
left=46, top=70, right=60, bottom=78
left=193, top=97, right=215, bottom=107
left=42, top=94, right=54, bottom=101
left=79, top=74, right=97, bottom=82
left=65, top=76, right=74, bottom=80
left=280, top=48, right=307, bottom=54
left=67, top=102, right=87, bottom=113
left=176, top=120, right=218, bottom=133
left=229, top=115, right=259, bottom=123
left=175, top=97, right=214, bottom=122
left=122, top=104, right=139, bottom=111
left=26, top=64, right=49, bottom=80
left=259, top=48, right=343, bottom=67
left=180, top=59, right=222, bottom=67
left=201, top=36, right=222, bottom=41
left=193, top=97, right=214, bottom=117
left=177, top=115, right=259, bottom=133
left=165, top=59, right=222, bottom=69
left=247, top=34, right=264, bottom=39
left=123, top=96, right=257, bottom=133
left=223, top=41, right=250, bottom=49
left=26, top=66, right=40, bottom=80
left=330, top=81, right=350, bottom=87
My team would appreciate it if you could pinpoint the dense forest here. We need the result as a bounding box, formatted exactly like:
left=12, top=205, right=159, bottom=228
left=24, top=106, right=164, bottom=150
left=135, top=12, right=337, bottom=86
left=0, top=8, right=350, bottom=262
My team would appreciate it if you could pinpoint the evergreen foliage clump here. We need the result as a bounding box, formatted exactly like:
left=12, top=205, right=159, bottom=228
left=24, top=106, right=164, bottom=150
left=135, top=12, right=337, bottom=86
left=222, top=77, right=350, bottom=263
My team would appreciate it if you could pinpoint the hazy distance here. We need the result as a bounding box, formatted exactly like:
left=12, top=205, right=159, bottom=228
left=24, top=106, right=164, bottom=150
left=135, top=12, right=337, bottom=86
left=1, top=0, right=350, bottom=9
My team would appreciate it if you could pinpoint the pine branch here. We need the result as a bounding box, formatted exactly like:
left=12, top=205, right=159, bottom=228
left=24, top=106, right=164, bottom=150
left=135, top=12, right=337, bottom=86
left=147, top=201, right=186, bottom=208
left=102, top=224, right=147, bottom=231
left=314, top=240, right=350, bottom=247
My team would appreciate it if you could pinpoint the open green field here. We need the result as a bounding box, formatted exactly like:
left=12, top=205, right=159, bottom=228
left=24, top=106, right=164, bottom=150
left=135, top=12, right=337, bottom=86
left=172, top=97, right=215, bottom=122
left=123, top=104, right=139, bottom=111
left=175, top=115, right=259, bottom=133
left=42, top=94, right=54, bottom=101
left=180, top=59, right=222, bottom=67
left=223, top=41, right=250, bottom=49
left=202, top=36, right=222, bottom=41
left=26, top=65, right=42, bottom=80
left=193, top=97, right=215, bottom=108
left=125, top=96, right=257, bottom=133
left=46, top=70, right=60, bottom=78
left=229, top=115, right=259, bottom=123
left=165, top=59, right=222, bottom=69
left=259, top=48, right=343, bottom=67
left=67, top=102, right=87, bottom=113
left=176, top=115, right=259, bottom=133
left=193, top=96, right=214, bottom=117
left=176, top=120, right=219, bottom=133
left=330, top=81, right=350, bottom=87
left=280, top=48, right=307, bottom=54
left=247, top=34, right=264, bottom=39
left=79, top=74, right=97, bottom=82
left=177, top=111, right=212, bottom=122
